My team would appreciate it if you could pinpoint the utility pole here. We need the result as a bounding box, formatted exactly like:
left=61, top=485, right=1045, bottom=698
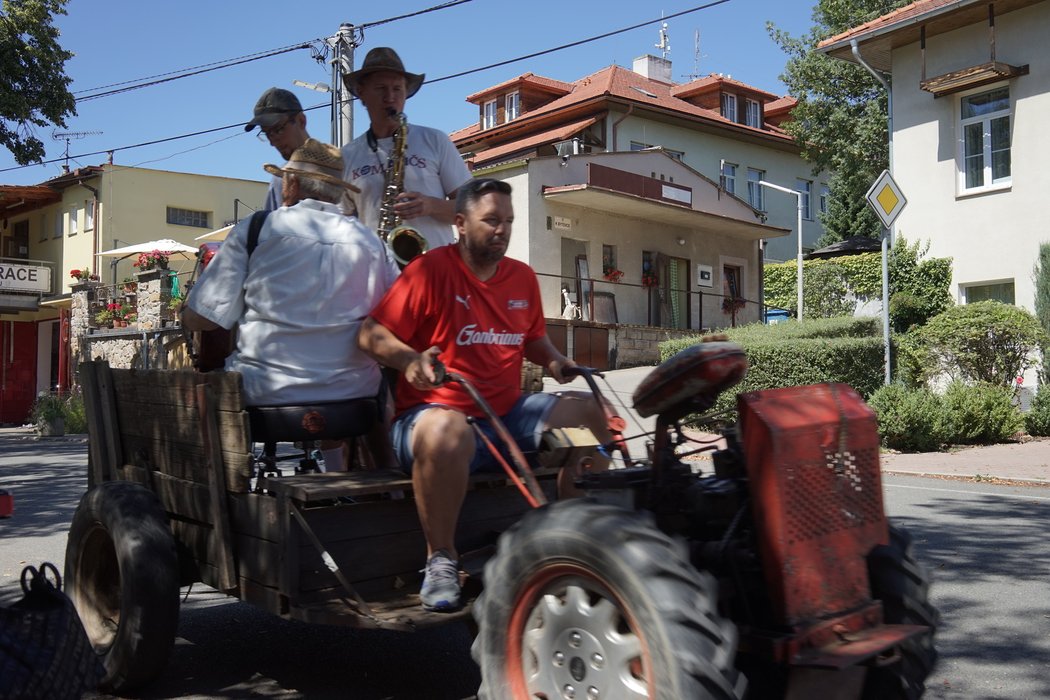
left=329, top=23, right=362, bottom=147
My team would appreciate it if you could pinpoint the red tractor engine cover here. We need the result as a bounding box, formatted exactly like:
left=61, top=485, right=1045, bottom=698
left=737, top=383, right=888, bottom=628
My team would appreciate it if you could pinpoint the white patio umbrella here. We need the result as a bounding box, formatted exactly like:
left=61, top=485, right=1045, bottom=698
left=194, top=224, right=233, bottom=242
left=98, top=238, right=199, bottom=259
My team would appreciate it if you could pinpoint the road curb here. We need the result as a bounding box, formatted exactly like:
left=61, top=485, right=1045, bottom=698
left=883, top=469, right=1050, bottom=487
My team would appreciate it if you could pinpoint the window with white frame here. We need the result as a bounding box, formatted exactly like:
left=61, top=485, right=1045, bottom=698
left=68, top=205, right=78, bottom=236
left=482, top=99, right=497, bottom=129
left=505, top=92, right=520, bottom=122
left=747, top=168, right=764, bottom=210
left=84, top=200, right=94, bottom=230
left=964, top=281, right=1014, bottom=304
left=721, top=93, right=737, bottom=121
left=819, top=184, right=830, bottom=215
left=959, top=85, right=1011, bottom=192
left=722, top=162, right=737, bottom=195
left=796, top=179, right=812, bottom=220
left=745, top=98, right=761, bottom=128
left=39, top=213, right=48, bottom=241
left=167, top=207, right=209, bottom=228
left=53, top=210, right=63, bottom=238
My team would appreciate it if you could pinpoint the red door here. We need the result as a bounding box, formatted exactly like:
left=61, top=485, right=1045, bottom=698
left=0, top=321, right=38, bottom=424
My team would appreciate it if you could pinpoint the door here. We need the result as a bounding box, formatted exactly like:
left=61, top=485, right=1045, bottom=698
left=0, top=321, right=39, bottom=424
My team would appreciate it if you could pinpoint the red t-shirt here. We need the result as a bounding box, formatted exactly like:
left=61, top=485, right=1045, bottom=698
left=369, top=244, right=546, bottom=417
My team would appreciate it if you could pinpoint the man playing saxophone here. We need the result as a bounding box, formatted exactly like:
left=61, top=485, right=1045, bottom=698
left=341, top=47, right=472, bottom=257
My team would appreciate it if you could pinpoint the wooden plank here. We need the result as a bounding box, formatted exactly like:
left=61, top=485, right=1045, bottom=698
left=123, top=465, right=214, bottom=524
left=79, top=361, right=112, bottom=486
left=228, top=492, right=281, bottom=543
left=197, top=383, right=237, bottom=592
left=109, top=367, right=246, bottom=412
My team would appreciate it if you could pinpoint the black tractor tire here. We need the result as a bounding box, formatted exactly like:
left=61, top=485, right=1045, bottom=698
left=472, top=499, right=744, bottom=700
left=64, top=481, right=180, bottom=694
left=863, top=524, right=940, bottom=700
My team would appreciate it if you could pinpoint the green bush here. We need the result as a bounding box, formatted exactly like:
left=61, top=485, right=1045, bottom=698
left=938, top=381, right=1022, bottom=445
left=868, top=384, right=946, bottom=452
left=63, top=390, right=87, bottom=434
left=902, top=301, right=1048, bottom=387
left=1024, top=389, right=1050, bottom=437
left=660, top=318, right=885, bottom=420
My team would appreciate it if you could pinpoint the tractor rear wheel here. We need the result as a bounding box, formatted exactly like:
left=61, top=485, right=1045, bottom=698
left=864, top=524, right=940, bottom=699
left=473, top=500, right=744, bottom=700
left=64, top=481, right=180, bottom=694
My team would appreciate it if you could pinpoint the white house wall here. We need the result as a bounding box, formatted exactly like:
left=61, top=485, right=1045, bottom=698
left=890, top=2, right=1050, bottom=312
left=608, top=110, right=825, bottom=262
left=523, top=152, right=769, bottom=327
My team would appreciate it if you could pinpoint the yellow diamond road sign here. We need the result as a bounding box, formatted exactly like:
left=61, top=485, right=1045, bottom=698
left=865, top=169, right=907, bottom=229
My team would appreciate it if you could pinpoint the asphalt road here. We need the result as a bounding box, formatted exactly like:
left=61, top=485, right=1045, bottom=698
left=2, top=435, right=1049, bottom=699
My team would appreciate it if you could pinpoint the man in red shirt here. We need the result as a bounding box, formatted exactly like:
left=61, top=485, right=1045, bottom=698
left=358, top=178, right=609, bottom=612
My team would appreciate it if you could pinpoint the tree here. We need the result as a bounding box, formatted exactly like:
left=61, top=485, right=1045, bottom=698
left=1031, top=242, right=1050, bottom=384
left=0, top=0, right=76, bottom=165
left=768, top=0, right=909, bottom=244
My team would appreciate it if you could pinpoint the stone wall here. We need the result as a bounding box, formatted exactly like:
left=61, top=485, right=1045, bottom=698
left=613, top=324, right=702, bottom=368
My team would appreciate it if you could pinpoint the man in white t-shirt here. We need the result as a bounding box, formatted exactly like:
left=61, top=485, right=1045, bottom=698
left=341, top=47, right=472, bottom=254
left=183, top=138, right=398, bottom=411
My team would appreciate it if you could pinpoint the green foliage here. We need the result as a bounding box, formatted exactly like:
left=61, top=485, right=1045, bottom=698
left=1024, top=389, right=1050, bottom=437
left=764, top=238, right=950, bottom=330
left=768, top=0, right=909, bottom=242
left=63, top=389, right=86, bottom=433
left=938, top=381, right=1022, bottom=445
left=887, top=238, right=953, bottom=332
left=0, top=0, right=77, bottom=164
left=804, top=263, right=855, bottom=318
left=1032, top=243, right=1050, bottom=385
left=868, top=384, right=945, bottom=452
left=660, top=318, right=885, bottom=419
left=903, top=301, right=1047, bottom=386
left=30, top=391, right=65, bottom=422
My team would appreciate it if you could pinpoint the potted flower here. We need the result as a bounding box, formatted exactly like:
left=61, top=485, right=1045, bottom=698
left=134, top=250, right=172, bottom=272
left=721, top=296, right=747, bottom=314
left=31, top=392, right=66, bottom=436
left=125, top=311, right=138, bottom=328
left=94, top=308, right=113, bottom=328
left=641, top=271, right=659, bottom=288
left=69, top=267, right=90, bottom=283
left=602, top=266, right=624, bottom=283
left=122, top=276, right=138, bottom=294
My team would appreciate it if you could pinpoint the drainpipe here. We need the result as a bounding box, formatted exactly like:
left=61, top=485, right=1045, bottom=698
left=851, top=38, right=893, bottom=386
left=77, top=179, right=100, bottom=271
left=610, top=104, right=634, bottom=151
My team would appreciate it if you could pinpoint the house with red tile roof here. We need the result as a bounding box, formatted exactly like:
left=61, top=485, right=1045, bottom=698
left=819, top=0, right=1047, bottom=320
left=450, top=54, right=822, bottom=340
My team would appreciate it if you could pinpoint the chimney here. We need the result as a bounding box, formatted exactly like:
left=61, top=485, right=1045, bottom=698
left=633, top=55, right=672, bottom=84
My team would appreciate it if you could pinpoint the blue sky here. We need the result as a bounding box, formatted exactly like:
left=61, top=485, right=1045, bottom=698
left=0, top=0, right=817, bottom=187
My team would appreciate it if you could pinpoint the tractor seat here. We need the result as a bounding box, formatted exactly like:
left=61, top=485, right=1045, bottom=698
left=632, top=341, right=748, bottom=419
left=247, top=397, right=379, bottom=444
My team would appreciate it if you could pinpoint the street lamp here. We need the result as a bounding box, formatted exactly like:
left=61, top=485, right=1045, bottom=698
left=759, top=180, right=804, bottom=321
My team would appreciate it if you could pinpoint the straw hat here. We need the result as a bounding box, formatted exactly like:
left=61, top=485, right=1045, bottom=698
left=263, top=138, right=359, bottom=192
left=342, top=47, right=425, bottom=99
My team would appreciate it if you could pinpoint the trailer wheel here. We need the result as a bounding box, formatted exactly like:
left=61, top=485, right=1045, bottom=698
left=473, top=500, right=744, bottom=700
left=64, top=481, right=180, bottom=694
left=864, top=524, right=940, bottom=700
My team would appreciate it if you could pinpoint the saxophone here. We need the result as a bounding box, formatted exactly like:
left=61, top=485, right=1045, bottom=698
left=376, top=110, right=428, bottom=268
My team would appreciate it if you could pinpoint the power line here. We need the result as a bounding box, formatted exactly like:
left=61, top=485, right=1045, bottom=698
left=1, top=0, right=733, bottom=175
left=72, top=41, right=323, bottom=96
left=427, top=0, right=732, bottom=85
left=71, top=0, right=475, bottom=102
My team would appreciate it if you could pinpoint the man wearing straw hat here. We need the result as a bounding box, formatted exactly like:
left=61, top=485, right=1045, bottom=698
left=182, top=139, right=398, bottom=418
left=341, top=47, right=472, bottom=250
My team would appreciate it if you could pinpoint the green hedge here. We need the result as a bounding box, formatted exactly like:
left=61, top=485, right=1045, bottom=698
left=659, top=317, right=885, bottom=416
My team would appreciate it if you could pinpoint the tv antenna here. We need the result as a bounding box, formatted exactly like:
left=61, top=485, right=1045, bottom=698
left=682, top=29, right=708, bottom=81
left=52, top=130, right=103, bottom=171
